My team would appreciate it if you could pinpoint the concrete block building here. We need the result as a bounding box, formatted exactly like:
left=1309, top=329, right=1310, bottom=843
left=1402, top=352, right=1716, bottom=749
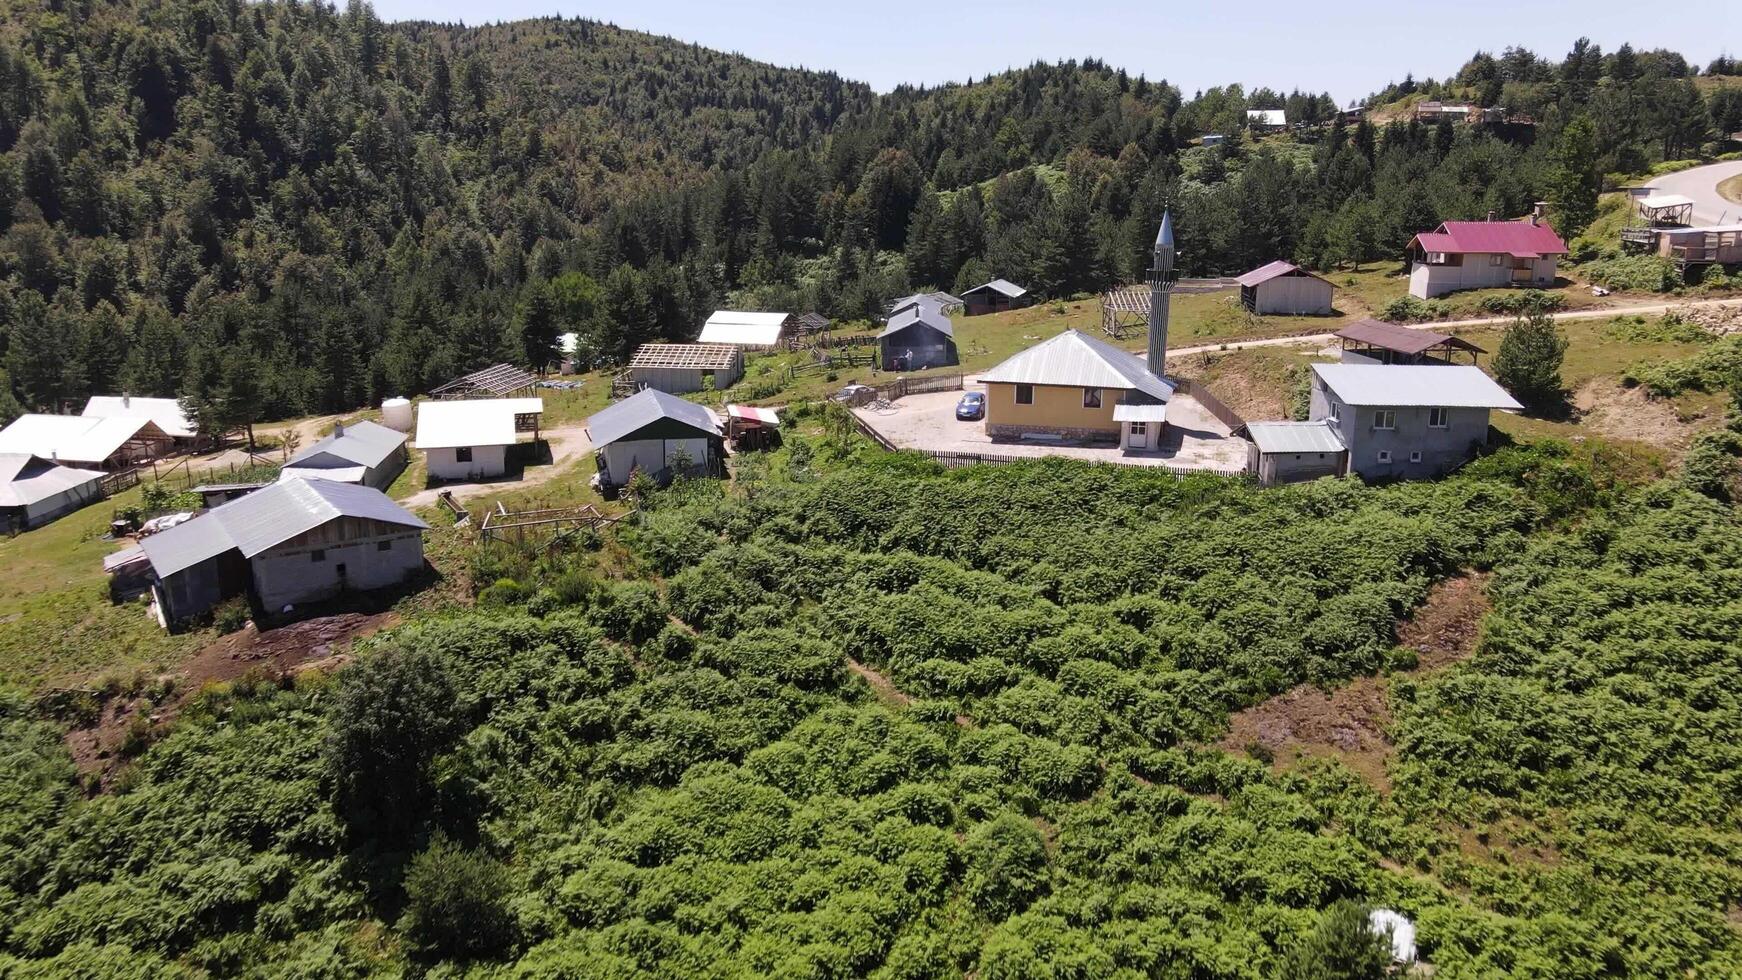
left=1309, top=364, right=1521, bottom=479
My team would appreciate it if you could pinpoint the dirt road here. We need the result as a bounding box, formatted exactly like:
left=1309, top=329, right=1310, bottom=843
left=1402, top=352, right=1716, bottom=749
left=400, top=425, right=592, bottom=509
left=1164, top=296, right=1742, bottom=361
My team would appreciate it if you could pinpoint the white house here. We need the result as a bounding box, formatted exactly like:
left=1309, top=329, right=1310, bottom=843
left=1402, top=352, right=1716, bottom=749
left=280, top=419, right=408, bottom=490
left=414, top=398, right=543, bottom=481
left=697, top=310, right=794, bottom=349
left=0, top=453, right=106, bottom=532
left=586, top=388, right=723, bottom=491
left=140, top=478, right=428, bottom=626
left=1406, top=217, right=1568, bottom=299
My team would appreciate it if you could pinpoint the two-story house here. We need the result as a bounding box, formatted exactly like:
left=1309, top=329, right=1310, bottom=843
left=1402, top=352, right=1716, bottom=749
left=1310, top=364, right=1522, bottom=479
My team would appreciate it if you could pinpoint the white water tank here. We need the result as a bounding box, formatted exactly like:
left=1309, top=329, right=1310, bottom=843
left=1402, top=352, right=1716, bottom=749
left=381, top=397, right=413, bottom=432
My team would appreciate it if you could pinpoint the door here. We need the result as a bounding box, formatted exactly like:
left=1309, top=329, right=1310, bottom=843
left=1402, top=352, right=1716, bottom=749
left=1126, top=421, right=1149, bottom=450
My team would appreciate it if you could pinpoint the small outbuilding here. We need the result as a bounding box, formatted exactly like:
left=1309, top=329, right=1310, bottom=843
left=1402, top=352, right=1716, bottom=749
left=586, top=388, right=723, bottom=492
left=1240, top=421, right=1348, bottom=485
left=1335, top=319, right=1484, bottom=365
left=414, top=398, right=544, bottom=482
left=140, top=478, right=428, bottom=627
left=1235, top=261, right=1334, bottom=315
left=960, top=279, right=1030, bottom=316
left=0, top=453, right=106, bottom=533
left=697, top=310, right=794, bottom=349
left=280, top=419, right=408, bottom=490
left=878, top=304, right=958, bottom=371
left=625, top=343, right=745, bottom=395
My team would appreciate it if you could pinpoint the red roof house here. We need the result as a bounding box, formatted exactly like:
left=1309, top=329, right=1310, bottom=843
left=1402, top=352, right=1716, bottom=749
left=1406, top=217, right=1568, bottom=299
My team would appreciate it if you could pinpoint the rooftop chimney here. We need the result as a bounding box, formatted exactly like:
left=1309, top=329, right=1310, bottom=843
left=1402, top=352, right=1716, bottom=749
left=333, top=421, right=345, bottom=437
left=1486, top=210, right=1497, bottom=222
left=1531, top=201, right=1546, bottom=226
left=1147, top=211, right=1178, bottom=379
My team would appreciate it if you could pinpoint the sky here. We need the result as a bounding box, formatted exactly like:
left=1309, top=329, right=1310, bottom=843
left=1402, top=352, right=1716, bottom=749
left=368, top=0, right=1739, bottom=101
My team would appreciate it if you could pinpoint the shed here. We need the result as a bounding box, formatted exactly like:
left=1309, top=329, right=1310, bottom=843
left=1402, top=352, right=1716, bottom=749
left=280, top=419, right=408, bottom=490
left=725, top=404, right=781, bottom=450
left=1239, top=422, right=1348, bottom=485
left=1235, top=261, right=1334, bottom=315
left=625, top=343, right=745, bottom=395
left=1636, top=193, right=1695, bottom=227
left=586, top=388, right=723, bottom=491
left=140, top=478, right=428, bottom=626
left=429, top=363, right=539, bottom=399
left=414, top=398, right=543, bottom=481
left=697, top=310, right=794, bottom=349
left=889, top=291, right=964, bottom=317
left=960, top=279, right=1030, bottom=316
left=1335, top=319, right=1484, bottom=365
left=878, top=305, right=958, bottom=371
left=793, top=312, right=831, bottom=335
left=0, top=453, right=106, bottom=532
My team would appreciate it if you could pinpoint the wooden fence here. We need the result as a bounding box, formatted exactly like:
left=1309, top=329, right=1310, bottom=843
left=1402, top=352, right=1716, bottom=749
left=480, top=502, right=630, bottom=546
left=875, top=373, right=964, bottom=401
left=99, top=469, right=140, bottom=497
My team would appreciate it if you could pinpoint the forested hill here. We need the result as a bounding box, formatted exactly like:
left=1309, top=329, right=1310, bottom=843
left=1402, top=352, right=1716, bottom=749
left=0, top=0, right=1736, bottom=427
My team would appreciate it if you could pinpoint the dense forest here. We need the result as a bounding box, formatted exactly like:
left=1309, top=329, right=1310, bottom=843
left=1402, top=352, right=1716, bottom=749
left=0, top=0, right=1738, bottom=425
left=3, top=437, right=1741, bottom=976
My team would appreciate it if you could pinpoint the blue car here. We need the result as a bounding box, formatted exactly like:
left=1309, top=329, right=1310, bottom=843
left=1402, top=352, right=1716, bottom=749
left=955, top=391, right=986, bottom=421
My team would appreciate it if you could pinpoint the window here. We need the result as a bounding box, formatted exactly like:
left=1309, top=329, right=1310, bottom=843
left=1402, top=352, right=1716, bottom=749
left=310, top=549, right=326, bottom=562
left=1489, top=253, right=1505, bottom=266
left=1014, top=384, right=1034, bottom=405
left=1326, top=399, right=1340, bottom=422
left=1128, top=421, right=1147, bottom=435
left=1376, top=450, right=1393, bottom=464
left=377, top=540, right=392, bottom=552
left=1410, top=450, right=1423, bottom=463
left=1428, top=406, right=1449, bottom=428
left=1082, top=387, right=1102, bottom=409
left=1373, top=410, right=1396, bottom=430
left=456, top=446, right=473, bottom=463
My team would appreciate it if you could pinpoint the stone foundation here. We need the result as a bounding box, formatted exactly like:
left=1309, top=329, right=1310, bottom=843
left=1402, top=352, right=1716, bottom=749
left=987, top=424, right=1120, bottom=444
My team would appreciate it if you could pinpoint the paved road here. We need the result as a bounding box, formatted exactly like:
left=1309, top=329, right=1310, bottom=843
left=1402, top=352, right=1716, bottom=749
left=1164, top=296, right=1742, bottom=361
left=1644, top=160, right=1742, bottom=226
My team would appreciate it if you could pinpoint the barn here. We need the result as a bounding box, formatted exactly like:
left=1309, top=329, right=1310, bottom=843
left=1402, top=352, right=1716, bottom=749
left=415, top=398, right=543, bottom=481
left=280, top=419, right=408, bottom=489
left=625, top=343, right=745, bottom=395
left=140, top=478, right=428, bottom=626
left=960, top=279, right=1029, bottom=316
left=1235, top=261, right=1334, bottom=315
left=0, top=453, right=106, bottom=533
left=878, top=304, right=958, bottom=371
left=587, top=388, right=723, bottom=491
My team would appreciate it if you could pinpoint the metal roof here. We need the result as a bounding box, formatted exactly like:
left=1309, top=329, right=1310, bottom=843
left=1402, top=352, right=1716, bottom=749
left=0, top=414, right=168, bottom=464
left=1408, top=220, right=1567, bottom=258
left=726, top=404, right=781, bottom=425
left=429, top=363, right=539, bottom=398
left=1156, top=211, right=1174, bottom=248
left=1247, top=109, right=1287, bottom=125
left=979, top=330, right=1175, bottom=402
left=627, top=343, right=742, bottom=370
left=1335, top=319, right=1484, bottom=356
left=1312, top=364, right=1524, bottom=410
left=287, top=419, right=405, bottom=469
left=1112, top=403, right=1168, bottom=423
left=141, top=478, right=427, bottom=578
left=793, top=312, right=831, bottom=332
left=279, top=465, right=368, bottom=484
left=0, top=453, right=106, bottom=507
left=1639, top=194, right=1695, bottom=210
left=1234, top=260, right=1329, bottom=289
left=82, top=395, right=196, bottom=439
left=697, top=310, right=791, bottom=347
left=878, top=304, right=955, bottom=339
left=586, top=388, right=721, bottom=447
left=415, top=399, right=538, bottom=450
left=962, top=278, right=1028, bottom=299
left=889, top=291, right=963, bottom=314
left=1244, top=421, right=1347, bottom=454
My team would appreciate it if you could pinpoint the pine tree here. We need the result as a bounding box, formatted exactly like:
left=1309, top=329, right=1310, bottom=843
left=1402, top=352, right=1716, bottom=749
left=1493, top=306, right=1569, bottom=411
left=1546, top=114, right=1600, bottom=240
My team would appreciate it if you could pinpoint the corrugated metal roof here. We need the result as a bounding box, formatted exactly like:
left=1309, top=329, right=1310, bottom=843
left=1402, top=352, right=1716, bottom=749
left=1335, top=319, right=1484, bottom=356
left=0, top=453, right=106, bottom=507
left=963, top=278, right=1028, bottom=299
left=414, top=399, right=535, bottom=449
left=878, top=304, right=955, bottom=339
left=1639, top=194, right=1695, bottom=210
left=287, top=419, right=405, bottom=469
left=1409, top=220, right=1567, bottom=257
left=979, top=330, right=1175, bottom=402
left=890, top=291, right=963, bottom=313
left=586, top=388, right=721, bottom=447
left=1235, top=260, right=1329, bottom=288
left=0, top=414, right=166, bottom=464
left=1312, top=364, right=1524, bottom=409
left=1245, top=421, right=1347, bottom=454
left=697, top=310, right=790, bottom=347
left=1112, top=403, right=1168, bottom=423
left=82, top=395, right=195, bottom=439
left=141, top=478, right=427, bottom=577
left=279, top=465, right=368, bottom=484
left=726, top=404, right=781, bottom=425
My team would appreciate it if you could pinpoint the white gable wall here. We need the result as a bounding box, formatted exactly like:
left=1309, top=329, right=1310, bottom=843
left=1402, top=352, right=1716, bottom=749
left=425, top=444, right=507, bottom=481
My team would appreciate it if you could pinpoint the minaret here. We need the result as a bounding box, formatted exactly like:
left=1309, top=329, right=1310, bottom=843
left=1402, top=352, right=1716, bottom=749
left=1147, top=211, right=1178, bottom=379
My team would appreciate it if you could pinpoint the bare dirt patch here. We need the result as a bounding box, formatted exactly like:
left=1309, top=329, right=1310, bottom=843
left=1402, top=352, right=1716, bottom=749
left=1219, top=572, right=1491, bottom=792
left=1570, top=380, right=1703, bottom=452
left=62, top=611, right=397, bottom=785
